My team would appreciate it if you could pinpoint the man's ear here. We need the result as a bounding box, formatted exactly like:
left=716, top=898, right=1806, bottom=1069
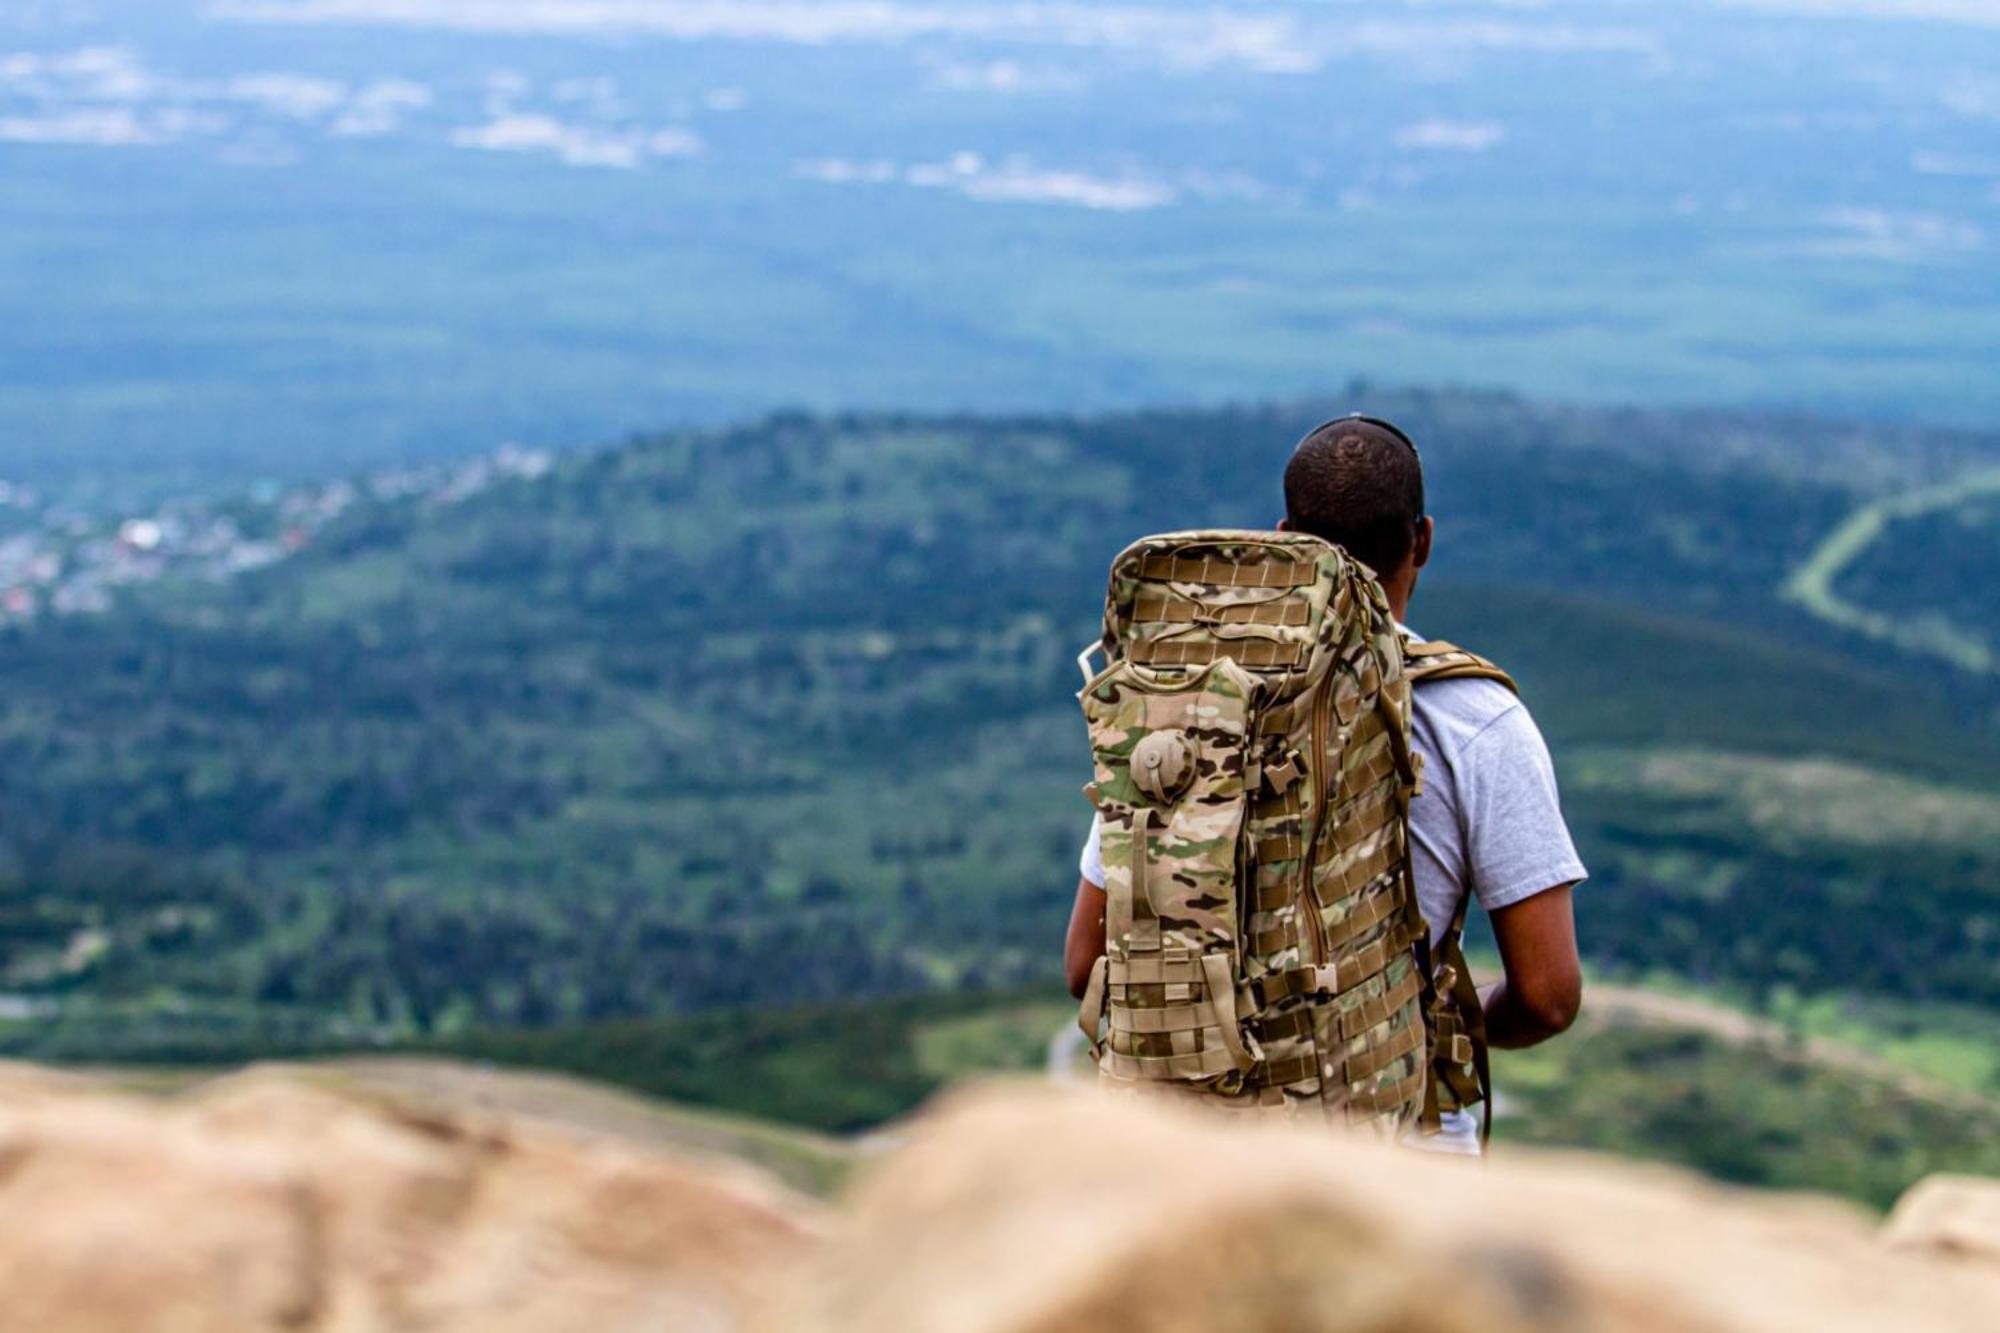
left=1411, top=516, right=1435, bottom=570
left=1276, top=517, right=1290, bottom=532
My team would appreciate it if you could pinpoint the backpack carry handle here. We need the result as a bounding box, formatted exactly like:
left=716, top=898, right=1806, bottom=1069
left=1076, top=640, right=1108, bottom=687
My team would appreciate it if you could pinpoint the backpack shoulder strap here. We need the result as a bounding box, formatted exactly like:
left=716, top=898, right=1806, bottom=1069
left=1401, top=638, right=1519, bottom=695
left=1400, top=635, right=1511, bottom=1146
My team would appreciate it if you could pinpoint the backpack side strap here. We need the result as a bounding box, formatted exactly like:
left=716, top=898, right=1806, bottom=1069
left=1402, top=639, right=1520, bottom=695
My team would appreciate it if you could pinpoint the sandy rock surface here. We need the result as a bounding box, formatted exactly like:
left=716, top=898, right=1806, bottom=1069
left=1885, top=1174, right=2000, bottom=1265
left=771, top=1084, right=2000, bottom=1333
left=0, top=1061, right=818, bottom=1332
left=0, top=1064, right=1995, bottom=1332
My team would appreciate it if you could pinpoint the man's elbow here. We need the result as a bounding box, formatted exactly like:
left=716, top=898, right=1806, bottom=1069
left=1522, top=975, right=1583, bottom=1036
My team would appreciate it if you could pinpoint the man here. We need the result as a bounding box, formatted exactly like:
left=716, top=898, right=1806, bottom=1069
left=1063, top=415, right=1586, bottom=1152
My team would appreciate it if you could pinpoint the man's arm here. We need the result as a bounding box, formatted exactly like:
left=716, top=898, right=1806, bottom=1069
left=1064, top=877, right=1107, bottom=1000
left=1481, top=883, right=1582, bottom=1049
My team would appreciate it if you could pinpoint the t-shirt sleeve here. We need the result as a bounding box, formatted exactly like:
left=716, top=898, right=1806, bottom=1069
left=1080, top=814, right=1105, bottom=887
left=1455, top=704, right=1588, bottom=912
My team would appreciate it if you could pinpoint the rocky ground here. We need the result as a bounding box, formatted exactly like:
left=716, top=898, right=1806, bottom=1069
left=0, top=1059, right=1994, bottom=1332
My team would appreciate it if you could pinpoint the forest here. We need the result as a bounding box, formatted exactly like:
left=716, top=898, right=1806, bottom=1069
left=0, top=392, right=1994, bottom=1077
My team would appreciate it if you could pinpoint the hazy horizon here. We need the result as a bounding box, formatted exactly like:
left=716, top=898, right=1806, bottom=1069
left=4, top=0, right=1998, bottom=493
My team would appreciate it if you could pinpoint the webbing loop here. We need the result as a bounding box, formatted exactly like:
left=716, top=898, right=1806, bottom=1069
left=1200, top=953, right=1259, bottom=1074
left=1077, top=955, right=1109, bottom=1060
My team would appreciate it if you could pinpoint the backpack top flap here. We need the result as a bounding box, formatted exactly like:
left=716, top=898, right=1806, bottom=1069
left=1095, top=530, right=1400, bottom=703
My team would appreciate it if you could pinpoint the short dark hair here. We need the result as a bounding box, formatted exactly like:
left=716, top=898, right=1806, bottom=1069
left=1282, top=417, right=1425, bottom=577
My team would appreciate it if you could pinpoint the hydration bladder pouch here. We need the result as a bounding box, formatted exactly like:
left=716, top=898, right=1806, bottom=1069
left=1077, top=656, right=1261, bottom=1091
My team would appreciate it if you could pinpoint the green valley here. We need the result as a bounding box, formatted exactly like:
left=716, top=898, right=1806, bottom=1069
left=0, top=394, right=1994, bottom=1204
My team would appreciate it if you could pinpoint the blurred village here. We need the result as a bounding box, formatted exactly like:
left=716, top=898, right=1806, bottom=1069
left=0, top=445, right=554, bottom=627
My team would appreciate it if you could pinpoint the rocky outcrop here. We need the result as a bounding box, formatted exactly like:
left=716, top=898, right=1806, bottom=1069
left=0, top=1062, right=818, bottom=1332
left=0, top=1063, right=1994, bottom=1332
left=1885, top=1174, right=2000, bottom=1264
left=772, top=1085, right=2000, bottom=1333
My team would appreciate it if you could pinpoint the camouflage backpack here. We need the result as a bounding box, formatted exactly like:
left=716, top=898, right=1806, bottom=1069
left=1074, top=530, right=1438, bottom=1132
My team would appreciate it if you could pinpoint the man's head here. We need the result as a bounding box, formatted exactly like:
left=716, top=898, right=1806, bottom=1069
left=1282, top=416, right=1433, bottom=606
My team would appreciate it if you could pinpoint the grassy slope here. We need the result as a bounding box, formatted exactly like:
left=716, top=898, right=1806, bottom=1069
left=1417, top=584, right=2000, bottom=786
left=1782, top=468, right=2000, bottom=675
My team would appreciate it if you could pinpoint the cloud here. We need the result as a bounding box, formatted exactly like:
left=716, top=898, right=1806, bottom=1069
left=1395, top=119, right=1506, bottom=152
left=451, top=113, right=703, bottom=168
left=208, top=1, right=1662, bottom=79
left=1, top=45, right=439, bottom=151
left=1912, top=150, right=2000, bottom=177
left=549, top=75, right=621, bottom=114
left=1347, top=19, right=1659, bottom=58
left=647, top=127, right=702, bottom=156
left=925, top=59, right=1085, bottom=95
left=1806, top=206, right=1985, bottom=259
left=1713, top=0, right=2000, bottom=26
left=48, top=45, right=154, bottom=101
left=1937, top=71, right=2000, bottom=120
left=0, top=43, right=694, bottom=167
left=943, top=164, right=1174, bottom=211
left=0, top=94, right=230, bottom=147
left=794, top=157, right=897, bottom=185
left=0, top=106, right=160, bottom=145
left=328, top=77, right=431, bottom=136
left=802, top=149, right=1176, bottom=210
left=227, top=72, right=349, bottom=118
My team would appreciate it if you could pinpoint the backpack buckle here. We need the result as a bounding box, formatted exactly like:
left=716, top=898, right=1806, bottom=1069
left=1262, top=749, right=1305, bottom=795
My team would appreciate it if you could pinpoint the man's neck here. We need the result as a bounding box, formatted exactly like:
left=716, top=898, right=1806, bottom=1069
left=1381, top=574, right=1415, bottom=624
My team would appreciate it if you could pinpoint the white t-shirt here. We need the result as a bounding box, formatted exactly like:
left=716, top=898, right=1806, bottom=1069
left=1079, top=630, right=1588, bottom=1153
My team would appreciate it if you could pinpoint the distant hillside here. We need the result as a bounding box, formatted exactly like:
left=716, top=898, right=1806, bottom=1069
left=0, top=395, right=1996, bottom=1059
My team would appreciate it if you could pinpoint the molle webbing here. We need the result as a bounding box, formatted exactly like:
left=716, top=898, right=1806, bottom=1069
left=1130, top=637, right=1306, bottom=669
left=1136, top=553, right=1317, bottom=588
left=1338, top=966, right=1424, bottom=1043
left=1320, top=817, right=1398, bottom=882
left=1247, top=889, right=1408, bottom=972
left=1134, top=593, right=1313, bottom=628
left=1341, top=1013, right=1425, bottom=1086
left=1101, top=952, right=1256, bottom=1075
left=1346, top=1065, right=1427, bottom=1117
left=1240, top=922, right=1418, bottom=1012
left=1254, top=832, right=1304, bottom=863
left=1102, top=1045, right=1245, bottom=1081
left=1321, top=914, right=1421, bottom=996
left=1107, top=956, right=1207, bottom=986
left=1111, top=1001, right=1219, bottom=1035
